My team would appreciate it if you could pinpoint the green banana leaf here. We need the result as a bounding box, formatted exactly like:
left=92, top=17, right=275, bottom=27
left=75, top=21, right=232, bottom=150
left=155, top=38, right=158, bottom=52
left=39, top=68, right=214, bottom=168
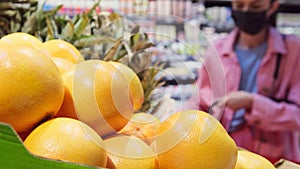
left=0, top=123, right=105, bottom=169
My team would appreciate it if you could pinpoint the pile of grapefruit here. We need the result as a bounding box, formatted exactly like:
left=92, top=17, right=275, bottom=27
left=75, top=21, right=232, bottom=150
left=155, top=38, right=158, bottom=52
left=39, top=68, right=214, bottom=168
left=0, top=33, right=275, bottom=169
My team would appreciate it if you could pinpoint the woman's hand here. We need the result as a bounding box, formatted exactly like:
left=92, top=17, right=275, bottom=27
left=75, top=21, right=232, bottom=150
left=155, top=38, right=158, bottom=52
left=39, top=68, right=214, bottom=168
left=210, top=91, right=253, bottom=120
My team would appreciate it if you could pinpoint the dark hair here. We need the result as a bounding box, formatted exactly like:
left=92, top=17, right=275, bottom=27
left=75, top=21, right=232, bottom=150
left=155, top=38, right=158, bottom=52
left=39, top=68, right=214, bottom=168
left=269, top=0, right=278, bottom=26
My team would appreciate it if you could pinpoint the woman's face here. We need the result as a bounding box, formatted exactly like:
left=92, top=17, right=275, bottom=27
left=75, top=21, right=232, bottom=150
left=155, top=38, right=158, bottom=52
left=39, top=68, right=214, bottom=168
left=232, top=0, right=271, bottom=12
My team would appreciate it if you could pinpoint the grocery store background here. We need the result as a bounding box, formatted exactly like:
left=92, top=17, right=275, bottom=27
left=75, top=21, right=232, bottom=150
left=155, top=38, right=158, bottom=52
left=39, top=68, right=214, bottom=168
left=1, top=0, right=300, bottom=168
left=41, top=0, right=300, bottom=119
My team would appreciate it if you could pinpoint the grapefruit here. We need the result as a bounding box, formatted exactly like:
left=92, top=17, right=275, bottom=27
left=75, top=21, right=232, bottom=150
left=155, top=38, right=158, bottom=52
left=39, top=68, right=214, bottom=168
left=104, top=135, right=157, bottom=169
left=0, top=32, right=50, bottom=56
left=51, top=57, right=75, bottom=75
left=234, top=150, right=275, bottom=169
left=71, top=60, right=134, bottom=137
left=151, top=110, right=238, bottom=169
left=1, top=32, right=43, bottom=47
left=109, top=61, right=144, bottom=110
left=24, top=118, right=107, bottom=167
left=43, top=39, right=84, bottom=63
left=0, top=46, right=64, bottom=132
left=55, top=68, right=77, bottom=119
left=119, top=112, right=161, bottom=144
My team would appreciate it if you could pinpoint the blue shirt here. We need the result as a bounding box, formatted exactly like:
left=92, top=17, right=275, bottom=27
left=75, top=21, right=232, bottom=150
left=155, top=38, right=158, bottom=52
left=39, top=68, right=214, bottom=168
left=229, top=42, right=267, bottom=132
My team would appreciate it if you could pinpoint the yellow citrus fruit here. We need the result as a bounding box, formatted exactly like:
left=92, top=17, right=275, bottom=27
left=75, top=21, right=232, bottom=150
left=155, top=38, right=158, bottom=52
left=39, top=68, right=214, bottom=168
left=62, top=67, right=75, bottom=91
left=55, top=86, right=77, bottom=119
left=43, top=39, right=84, bottom=63
left=0, top=40, right=9, bottom=47
left=0, top=46, right=64, bottom=133
left=24, top=118, right=107, bottom=167
left=51, top=59, right=76, bottom=119
left=119, top=112, right=161, bottom=144
left=234, top=150, right=275, bottom=169
left=71, top=60, right=134, bottom=137
left=104, top=135, right=157, bottom=169
left=0, top=32, right=50, bottom=56
left=51, top=57, right=75, bottom=75
left=55, top=68, right=77, bottom=119
left=1, top=32, right=43, bottom=47
left=151, top=110, right=238, bottom=169
left=109, top=61, right=144, bottom=110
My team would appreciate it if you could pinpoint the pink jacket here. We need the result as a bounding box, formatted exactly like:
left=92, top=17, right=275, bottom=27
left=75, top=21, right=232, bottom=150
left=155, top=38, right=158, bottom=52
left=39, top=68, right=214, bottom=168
left=186, top=28, right=300, bottom=163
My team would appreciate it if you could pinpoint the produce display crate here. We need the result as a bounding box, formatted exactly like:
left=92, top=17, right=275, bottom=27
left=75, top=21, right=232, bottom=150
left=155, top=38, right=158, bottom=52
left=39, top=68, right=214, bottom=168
left=0, top=122, right=106, bottom=169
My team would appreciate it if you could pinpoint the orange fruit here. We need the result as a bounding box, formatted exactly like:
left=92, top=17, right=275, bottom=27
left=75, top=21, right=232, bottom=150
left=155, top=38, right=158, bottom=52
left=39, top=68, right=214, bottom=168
left=0, top=32, right=50, bottom=56
left=24, top=118, right=107, bottom=167
left=109, top=61, right=144, bottom=110
left=55, top=86, right=77, bottom=119
left=119, top=112, right=161, bottom=144
left=234, top=150, right=275, bottom=169
left=70, top=60, right=134, bottom=137
left=0, top=40, right=9, bottom=47
left=1, top=32, right=43, bottom=47
left=43, top=39, right=84, bottom=63
left=61, top=67, right=75, bottom=92
left=0, top=46, right=64, bottom=133
left=151, top=110, right=237, bottom=169
left=55, top=68, right=77, bottom=119
left=51, top=59, right=76, bottom=119
left=51, top=57, right=75, bottom=75
left=104, top=135, right=157, bottom=169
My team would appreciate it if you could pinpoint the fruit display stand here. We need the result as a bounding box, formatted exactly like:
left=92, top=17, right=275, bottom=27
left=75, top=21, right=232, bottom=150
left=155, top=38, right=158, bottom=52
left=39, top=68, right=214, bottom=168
left=1, top=2, right=300, bottom=169
left=2, top=121, right=300, bottom=169
left=0, top=123, right=105, bottom=169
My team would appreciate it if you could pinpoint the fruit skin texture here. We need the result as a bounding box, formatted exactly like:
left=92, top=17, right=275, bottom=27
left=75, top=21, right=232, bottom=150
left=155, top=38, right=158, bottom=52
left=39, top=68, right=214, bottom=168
left=0, top=46, right=64, bottom=133
left=1, top=32, right=43, bottom=47
left=234, top=150, right=275, bottom=169
left=119, top=112, right=161, bottom=144
left=55, top=68, right=78, bottom=119
left=0, top=32, right=50, bottom=56
left=24, top=118, right=107, bottom=168
left=51, top=57, right=75, bottom=75
left=104, top=135, right=157, bottom=169
left=151, top=110, right=238, bottom=169
left=109, top=61, right=144, bottom=111
left=94, top=61, right=133, bottom=134
left=71, top=60, right=134, bottom=137
left=55, top=84, right=77, bottom=119
left=0, top=40, right=10, bottom=47
left=43, top=39, right=84, bottom=64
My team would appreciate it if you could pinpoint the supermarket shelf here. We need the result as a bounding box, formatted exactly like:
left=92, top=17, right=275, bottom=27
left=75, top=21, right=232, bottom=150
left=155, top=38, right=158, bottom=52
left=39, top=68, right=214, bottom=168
left=204, top=0, right=300, bottom=13
left=279, top=3, right=300, bottom=13
left=280, top=0, right=300, bottom=5
left=204, top=0, right=231, bottom=7
left=125, top=15, right=185, bottom=30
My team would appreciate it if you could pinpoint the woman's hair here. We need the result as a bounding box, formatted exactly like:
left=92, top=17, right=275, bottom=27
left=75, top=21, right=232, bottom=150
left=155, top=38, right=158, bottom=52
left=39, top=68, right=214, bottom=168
left=269, top=0, right=278, bottom=27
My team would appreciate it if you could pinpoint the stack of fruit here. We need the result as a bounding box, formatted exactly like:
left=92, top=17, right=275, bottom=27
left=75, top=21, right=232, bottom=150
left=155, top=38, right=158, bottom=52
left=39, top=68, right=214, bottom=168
left=0, top=32, right=275, bottom=169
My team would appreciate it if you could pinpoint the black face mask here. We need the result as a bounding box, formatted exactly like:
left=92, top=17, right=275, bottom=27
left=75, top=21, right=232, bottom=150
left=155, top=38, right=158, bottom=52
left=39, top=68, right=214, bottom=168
left=231, top=10, right=268, bottom=35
